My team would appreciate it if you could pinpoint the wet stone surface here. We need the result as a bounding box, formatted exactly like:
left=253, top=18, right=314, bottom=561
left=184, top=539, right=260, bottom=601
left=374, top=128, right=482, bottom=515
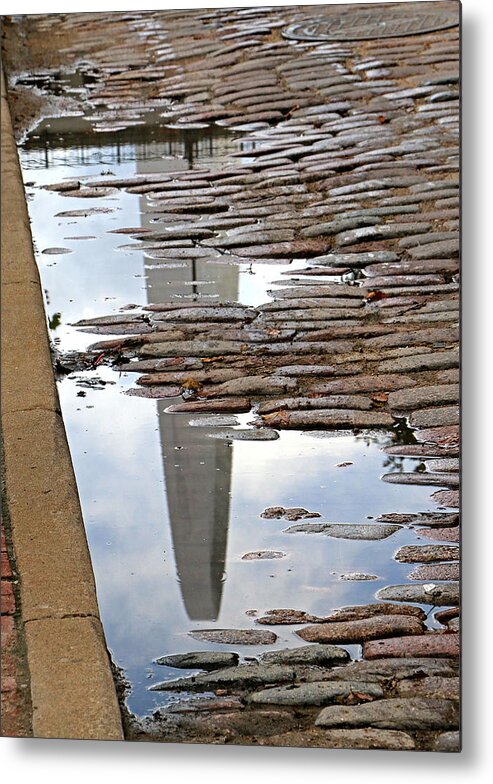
left=340, top=573, right=379, bottom=581
left=7, top=0, right=460, bottom=750
left=434, top=730, right=461, bottom=752
left=283, top=522, right=401, bottom=540
left=297, top=615, right=424, bottom=644
left=258, top=645, right=350, bottom=667
left=376, top=583, right=459, bottom=606
left=241, top=551, right=285, bottom=561
left=190, top=629, right=278, bottom=646
left=208, top=428, right=280, bottom=441
left=247, top=680, right=384, bottom=707
left=155, top=651, right=239, bottom=670
left=315, top=697, right=459, bottom=731
left=363, top=632, right=459, bottom=660
left=261, top=506, right=321, bottom=521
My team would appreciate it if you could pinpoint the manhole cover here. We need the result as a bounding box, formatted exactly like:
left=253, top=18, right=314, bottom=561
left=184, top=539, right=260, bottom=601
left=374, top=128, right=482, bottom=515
left=282, top=6, right=459, bottom=42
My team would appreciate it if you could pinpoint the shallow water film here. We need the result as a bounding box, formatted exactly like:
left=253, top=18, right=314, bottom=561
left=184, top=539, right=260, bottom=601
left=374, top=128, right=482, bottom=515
left=9, top=2, right=460, bottom=751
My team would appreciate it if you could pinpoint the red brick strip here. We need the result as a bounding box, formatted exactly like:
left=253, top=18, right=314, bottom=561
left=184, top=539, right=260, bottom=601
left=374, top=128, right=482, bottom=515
left=1, top=520, right=32, bottom=737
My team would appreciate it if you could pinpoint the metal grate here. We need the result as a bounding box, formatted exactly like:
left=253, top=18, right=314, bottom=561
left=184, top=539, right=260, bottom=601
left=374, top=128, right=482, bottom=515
left=282, top=6, right=460, bottom=42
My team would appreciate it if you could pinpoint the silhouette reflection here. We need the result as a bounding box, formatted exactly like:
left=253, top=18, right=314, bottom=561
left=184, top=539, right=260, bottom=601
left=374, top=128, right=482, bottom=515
left=155, top=415, right=233, bottom=620
left=137, top=140, right=239, bottom=621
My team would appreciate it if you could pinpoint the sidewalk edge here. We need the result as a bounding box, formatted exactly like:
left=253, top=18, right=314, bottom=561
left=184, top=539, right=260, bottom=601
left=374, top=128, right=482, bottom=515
left=1, top=65, right=124, bottom=741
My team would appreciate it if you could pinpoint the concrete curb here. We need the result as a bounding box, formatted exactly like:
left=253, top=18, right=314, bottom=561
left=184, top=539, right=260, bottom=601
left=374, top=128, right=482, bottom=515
left=1, top=67, right=123, bottom=740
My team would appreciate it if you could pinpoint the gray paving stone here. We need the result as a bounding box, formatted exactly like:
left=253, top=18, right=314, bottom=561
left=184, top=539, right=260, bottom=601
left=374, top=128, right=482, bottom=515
left=409, top=406, right=459, bottom=428
left=307, top=251, right=399, bottom=268
left=301, top=216, right=382, bottom=238
left=381, top=472, right=459, bottom=488
left=324, top=658, right=458, bottom=683
left=408, top=239, right=459, bottom=259
left=189, top=629, right=277, bottom=645
left=154, top=651, right=239, bottom=670
left=434, top=731, right=461, bottom=752
left=248, top=681, right=383, bottom=706
left=311, top=375, right=416, bottom=395
left=378, top=350, right=459, bottom=373
left=283, top=523, right=401, bottom=540
left=395, top=677, right=459, bottom=701
left=150, top=663, right=296, bottom=691
left=425, top=458, right=459, bottom=473
left=387, top=384, right=459, bottom=411
left=259, top=409, right=394, bottom=429
left=311, top=728, right=416, bottom=750
left=259, top=645, right=350, bottom=666
left=376, top=583, right=459, bottom=606
left=335, top=222, right=431, bottom=246
left=316, top=698, right=459, bottom=731
left=208, top=428, right=280, bottom=441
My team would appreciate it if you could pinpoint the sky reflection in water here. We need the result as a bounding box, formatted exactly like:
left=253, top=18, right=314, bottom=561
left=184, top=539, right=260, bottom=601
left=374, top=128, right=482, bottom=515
left=21, top=129, right=454, bottom=717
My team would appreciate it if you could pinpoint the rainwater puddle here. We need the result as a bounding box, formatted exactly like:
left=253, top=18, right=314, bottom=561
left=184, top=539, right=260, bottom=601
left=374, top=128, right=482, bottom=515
left=20, top=117, right=455, bottom=718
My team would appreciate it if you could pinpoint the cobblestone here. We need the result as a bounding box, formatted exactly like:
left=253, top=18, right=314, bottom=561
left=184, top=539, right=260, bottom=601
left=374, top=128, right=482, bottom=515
left=315, top=697, right=459, bottom=731
left=2, top=0, right=460, bottom=750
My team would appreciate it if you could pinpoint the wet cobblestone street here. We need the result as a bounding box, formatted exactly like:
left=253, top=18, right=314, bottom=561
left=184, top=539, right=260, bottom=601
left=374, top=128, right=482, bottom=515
left=2, top=2, right=460, bottom=751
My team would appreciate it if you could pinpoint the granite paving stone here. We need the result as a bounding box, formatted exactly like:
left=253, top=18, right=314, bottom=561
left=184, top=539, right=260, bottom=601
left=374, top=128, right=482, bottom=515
left=315, top=698, right=459, bottom=731
left=363, top=633, right=459, bottom=659
left=297, top=615, right=423, bottom=644
left=5, top=3, right=461, bottom=747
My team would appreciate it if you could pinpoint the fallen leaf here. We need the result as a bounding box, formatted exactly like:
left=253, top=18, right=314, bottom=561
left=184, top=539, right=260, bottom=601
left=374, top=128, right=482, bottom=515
left=263, top=411, right=290, bottom=425
left=350, top=691, right=375, bottom=703
left=366, top=290, right=387, bottom=302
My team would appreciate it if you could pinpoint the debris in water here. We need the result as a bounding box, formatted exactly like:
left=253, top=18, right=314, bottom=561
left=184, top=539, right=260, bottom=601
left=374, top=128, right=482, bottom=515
left=261, top=506, right=321, bottom=521
left=339, top=573, right=379, bottom=581
left=41, top=247, right=72, bottom=254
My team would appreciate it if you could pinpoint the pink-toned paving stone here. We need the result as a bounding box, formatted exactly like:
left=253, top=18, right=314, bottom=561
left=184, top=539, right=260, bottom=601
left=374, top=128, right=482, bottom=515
left=363, top=632, right=459, bottom=660
left=414, top=426, right=459, bottom=449
left=407, top=563, right=459, bottom=581
left=435, top=608, right=460, bottom=624
left=432, top=489, right=460, bottom=508
left=297, top=614, right=423, bottom=644
left=418, top=527, right=460, bottom=542
left=395, top=544, right=459, bottom=563
left=318, top=603, right=426, bottom=623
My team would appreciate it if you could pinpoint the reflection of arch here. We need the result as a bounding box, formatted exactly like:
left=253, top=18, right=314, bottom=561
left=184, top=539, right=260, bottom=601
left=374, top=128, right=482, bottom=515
left=156, top=407, right=232, bottom=620
left=137, top=141, right=239, bottom=620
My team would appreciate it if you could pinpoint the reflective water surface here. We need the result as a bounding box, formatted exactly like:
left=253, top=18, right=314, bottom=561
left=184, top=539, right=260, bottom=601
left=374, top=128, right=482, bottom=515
left=20, top=122, right=455, bottom=717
